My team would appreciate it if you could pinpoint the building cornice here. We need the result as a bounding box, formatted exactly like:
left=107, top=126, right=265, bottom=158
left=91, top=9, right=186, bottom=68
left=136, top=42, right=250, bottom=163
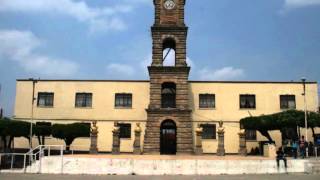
left=16, top=79, right=318, bottom=84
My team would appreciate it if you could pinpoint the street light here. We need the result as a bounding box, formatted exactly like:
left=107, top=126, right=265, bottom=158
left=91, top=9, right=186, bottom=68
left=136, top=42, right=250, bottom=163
left=301, top=77, right=308, bottom=157
left=0, top=83, right=3, bottom=119
left=29, top=78, right=38, bottom=149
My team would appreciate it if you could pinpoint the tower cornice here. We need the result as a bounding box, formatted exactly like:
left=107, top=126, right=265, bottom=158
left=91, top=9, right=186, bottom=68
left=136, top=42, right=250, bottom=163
left=153, top=0, right=186, bottom=5
left=151, top=26, right=188, bottom=32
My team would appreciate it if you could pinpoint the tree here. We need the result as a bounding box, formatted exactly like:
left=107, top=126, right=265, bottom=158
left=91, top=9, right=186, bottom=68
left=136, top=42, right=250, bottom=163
left=34, top=122, right=52, bottom=145
left=52, top=123, right=90, bottom=151
left=307, top=112, right=320, bottom=138
left=0, top=118, right=32, bottom=152
left=240, top=110, right=320, bottom=142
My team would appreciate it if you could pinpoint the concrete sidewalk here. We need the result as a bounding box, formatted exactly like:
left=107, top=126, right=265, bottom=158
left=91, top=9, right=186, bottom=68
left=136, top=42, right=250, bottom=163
left=19, top=155, right=308, bottom=175
left=1, top=174, right=320, bottom=180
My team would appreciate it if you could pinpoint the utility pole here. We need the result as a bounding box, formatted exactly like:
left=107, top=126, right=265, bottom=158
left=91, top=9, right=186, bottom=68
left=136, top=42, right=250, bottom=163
left=29, top=78, right=38, bottom=149
left=0, top=84, right=3, bottom=119
left=302, top=77, right=308, bottom=158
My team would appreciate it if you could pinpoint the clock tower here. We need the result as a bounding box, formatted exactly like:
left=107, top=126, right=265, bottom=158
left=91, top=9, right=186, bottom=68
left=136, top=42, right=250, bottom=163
left=143, top=0, right=193, bottom=154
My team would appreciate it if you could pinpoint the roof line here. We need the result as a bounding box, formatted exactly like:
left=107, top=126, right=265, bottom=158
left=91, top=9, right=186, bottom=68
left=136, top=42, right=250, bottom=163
left=16, top=79, right=318, bottom=84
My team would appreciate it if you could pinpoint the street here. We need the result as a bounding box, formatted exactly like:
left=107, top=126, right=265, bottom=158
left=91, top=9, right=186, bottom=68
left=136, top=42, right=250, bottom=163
left=0, top=174, right=319, bottom=180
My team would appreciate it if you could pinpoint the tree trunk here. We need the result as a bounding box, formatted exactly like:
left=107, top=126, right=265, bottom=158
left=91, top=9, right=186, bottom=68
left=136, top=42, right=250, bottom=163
left=42, top=136, right=45, bottom=145
left=65, top=144, right=70, bottom=151
left=8, top=136, right=13, bottom=152
left=37, top=135, right=41, bottom=145
left=311, top=127, right=315, bottom=139
left=65, top=138, right=74, bottom=152
left=259, top=130, right=273, bottom=142
left=2, top=136, right=7, bottom=152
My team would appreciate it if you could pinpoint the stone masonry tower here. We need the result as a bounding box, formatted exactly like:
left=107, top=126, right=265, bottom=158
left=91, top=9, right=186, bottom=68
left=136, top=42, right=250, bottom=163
left=143, top=0, right=193, bottom=154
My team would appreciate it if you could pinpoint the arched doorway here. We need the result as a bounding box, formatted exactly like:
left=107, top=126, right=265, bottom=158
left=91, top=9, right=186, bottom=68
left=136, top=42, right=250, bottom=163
left=160, top=120, right=177, bottom=155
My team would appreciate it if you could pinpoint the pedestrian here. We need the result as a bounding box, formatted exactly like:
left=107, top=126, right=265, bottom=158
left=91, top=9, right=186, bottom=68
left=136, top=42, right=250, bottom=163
left=299, top=136, right=306, bottom=158
left=292, top=141, right=298, bottom=159
left=308, top=142, right=314, bottom=157
left=276, top=147, right=287, bottom=169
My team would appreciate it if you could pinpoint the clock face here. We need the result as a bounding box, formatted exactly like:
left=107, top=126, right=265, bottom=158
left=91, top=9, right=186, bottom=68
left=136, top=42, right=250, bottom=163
left=164, top=0, right=176, bottom=10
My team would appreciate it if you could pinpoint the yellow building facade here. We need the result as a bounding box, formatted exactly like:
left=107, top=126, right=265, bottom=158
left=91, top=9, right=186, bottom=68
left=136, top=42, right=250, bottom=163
left=13, top=80, right=319, bottom=154
left=11, top=0, right=320, bottom=154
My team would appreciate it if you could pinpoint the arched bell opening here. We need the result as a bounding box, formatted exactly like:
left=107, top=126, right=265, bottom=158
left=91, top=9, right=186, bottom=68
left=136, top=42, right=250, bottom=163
left=161, top=82, right=176, bottom=108
left=162, top=38, right=176, bottom=66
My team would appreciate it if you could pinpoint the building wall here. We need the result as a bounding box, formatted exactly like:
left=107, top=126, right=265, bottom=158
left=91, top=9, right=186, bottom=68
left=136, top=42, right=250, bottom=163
left=14, top=80, right=319, bottom=153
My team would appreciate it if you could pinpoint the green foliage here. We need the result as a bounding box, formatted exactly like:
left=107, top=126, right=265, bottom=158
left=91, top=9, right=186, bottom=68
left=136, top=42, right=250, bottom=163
left=240, top=110, right=320, bottom=142
left=240, top=110, right=320, bottom=131
left=34, top=122, right=52, bottom=145
left=52, top=123, right=90, bottom=149
left=0, top=118, right=10, bottom=137
left=0, top=119, right=90, bottom=150
left=0, top=118, right=31, bottom=138
left=0, top=118, right=32, bottom=151
left=34, top=122, right=52, bottom=137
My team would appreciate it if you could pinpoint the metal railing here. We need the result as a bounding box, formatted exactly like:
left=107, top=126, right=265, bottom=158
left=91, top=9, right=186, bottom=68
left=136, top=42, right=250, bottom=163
left=0, top=145, right=64, bottom=173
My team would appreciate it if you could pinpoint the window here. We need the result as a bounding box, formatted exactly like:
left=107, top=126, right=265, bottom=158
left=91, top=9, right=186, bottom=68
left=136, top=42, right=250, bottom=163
left=119, top=123, right=131, bottom=138
left=240, top=95, right=256, bottom=109
left=37, top=92, right=54, bottom=107
left=280, top=95, right=296, bottom=109
left=115, top=94, right=132, bottom=108
left=199, top=94, right=215, bottom=108
left=75, top=93, right=92, bottom=107
left=161, top=82, right=176, bottom=108
left=201, top=124, right=216, bottom=139
left=245, top=130, right=257, bottom=141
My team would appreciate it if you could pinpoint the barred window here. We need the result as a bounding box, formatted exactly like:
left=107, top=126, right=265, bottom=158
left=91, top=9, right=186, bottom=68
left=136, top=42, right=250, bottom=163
left=201, top=124, right=216, bottom=139
left=119, top=123, right=131, bottom=138
left=75, top=93, right=92, bottom=107
left=37, top=92, right=54, bottom=107
left=199, top=94, right=215, bottom=108
left=245, top=130, right=257, bottom=141
left=280, top=95, right=296, bottom=109
left=115, top=94, right=132, bottom=108
left=240, top=95, right=256, bottom=109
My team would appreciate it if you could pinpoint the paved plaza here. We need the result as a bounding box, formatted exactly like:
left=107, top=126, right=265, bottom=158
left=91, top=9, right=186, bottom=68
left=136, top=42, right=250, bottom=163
left=0, top=174, right=320, bottom=180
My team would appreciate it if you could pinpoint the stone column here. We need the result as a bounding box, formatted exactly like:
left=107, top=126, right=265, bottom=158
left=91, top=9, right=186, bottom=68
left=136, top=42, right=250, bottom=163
left=89, top=121, right=99, bottom=154
left=217, top=121, right=225, bottom=156
left=238, top=129, right=247, bottom=156
left=112, top=122, right=120, bottom=155
left=133, top=123, right=142, bottom=155
left=194, top=125, right=203, bottom=155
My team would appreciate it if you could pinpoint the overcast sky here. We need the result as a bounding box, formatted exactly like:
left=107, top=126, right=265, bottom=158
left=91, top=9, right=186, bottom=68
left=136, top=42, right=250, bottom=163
left=0, top=0, right=320, bottom=116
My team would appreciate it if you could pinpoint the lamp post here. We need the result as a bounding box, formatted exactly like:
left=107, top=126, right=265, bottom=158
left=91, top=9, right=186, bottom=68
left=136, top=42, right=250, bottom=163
left=29, top=78, right=38, bottom=149
left=0, top=84, right=3, bottom=119
left=301, top=77, right=308, bottom=157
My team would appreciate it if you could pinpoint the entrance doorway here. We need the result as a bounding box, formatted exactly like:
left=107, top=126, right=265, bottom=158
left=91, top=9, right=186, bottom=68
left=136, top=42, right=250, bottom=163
left=160, top=120, right=177, bottom=155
